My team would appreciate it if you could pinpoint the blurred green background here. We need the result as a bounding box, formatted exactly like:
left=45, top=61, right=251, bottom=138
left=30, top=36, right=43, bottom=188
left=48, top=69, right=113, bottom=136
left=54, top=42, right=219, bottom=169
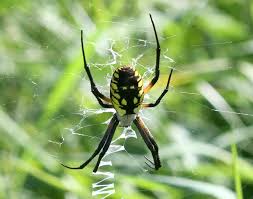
left=1, top=0, right=253, bottom=198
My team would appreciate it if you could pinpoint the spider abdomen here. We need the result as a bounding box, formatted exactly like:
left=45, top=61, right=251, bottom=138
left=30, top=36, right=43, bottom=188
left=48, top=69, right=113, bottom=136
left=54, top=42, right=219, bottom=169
left=110, top=66, right=144, bottom=117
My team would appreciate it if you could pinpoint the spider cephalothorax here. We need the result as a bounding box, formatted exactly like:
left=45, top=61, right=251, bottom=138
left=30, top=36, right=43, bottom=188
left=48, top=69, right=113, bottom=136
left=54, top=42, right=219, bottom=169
left=110, top=66, right=144, bottom=126
left=61, top=14, right=173, bottom=172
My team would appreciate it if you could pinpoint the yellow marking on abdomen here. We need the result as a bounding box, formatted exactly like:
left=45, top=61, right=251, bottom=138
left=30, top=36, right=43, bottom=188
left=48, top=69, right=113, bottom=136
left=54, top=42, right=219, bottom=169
left=111, top=83, right=118, bottom=90
left=138, top=89, right=144, bottom=96
left=121, top=98, right=127, bottom=105
left=113, top=72, right=119, bottom=78
left=133, top=97, right=138, bottom=104
left=138, top=79, right=143, bottom=88
left=117, top=108, right=126, bottom=116
left=110, top=87, right=119, bottom=96
left=112, top=92, right=120, bottom=99
left=140, top=94, right=144, bottom=102
left=112, top=96, right=120, bottom=105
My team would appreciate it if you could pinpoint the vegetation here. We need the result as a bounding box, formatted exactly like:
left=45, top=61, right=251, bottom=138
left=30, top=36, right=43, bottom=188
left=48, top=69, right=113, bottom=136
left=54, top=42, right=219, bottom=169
left=1, top=0, right=253, bottom=198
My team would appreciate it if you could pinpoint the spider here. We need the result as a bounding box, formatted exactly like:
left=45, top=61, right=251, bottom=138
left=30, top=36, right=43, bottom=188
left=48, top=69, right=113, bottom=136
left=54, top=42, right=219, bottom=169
left=61, top=14, right=173, bottom=173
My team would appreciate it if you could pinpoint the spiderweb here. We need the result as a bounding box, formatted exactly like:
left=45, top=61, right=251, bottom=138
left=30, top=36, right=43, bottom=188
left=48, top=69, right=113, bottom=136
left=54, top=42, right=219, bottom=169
left=48, top=16, right=247, bottom=198
left=1, top=0, right=253, bottom=199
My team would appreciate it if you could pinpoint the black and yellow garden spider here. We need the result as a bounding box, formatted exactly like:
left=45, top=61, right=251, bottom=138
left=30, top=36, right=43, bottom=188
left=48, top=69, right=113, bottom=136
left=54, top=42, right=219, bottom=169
left=61, top=14, right=173, bottom=173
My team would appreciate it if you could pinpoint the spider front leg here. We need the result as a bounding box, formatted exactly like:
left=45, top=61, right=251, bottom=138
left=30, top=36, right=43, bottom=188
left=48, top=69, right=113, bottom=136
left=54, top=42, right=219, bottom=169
left=143, top=68, right=173, bottom=108
left=81, top=30, right=113, bottom=108
left=134, top=116, right=161, bottom=170
left=61, top=114, right=119, bottom=172
left=93, top=117, right=118, bottom=172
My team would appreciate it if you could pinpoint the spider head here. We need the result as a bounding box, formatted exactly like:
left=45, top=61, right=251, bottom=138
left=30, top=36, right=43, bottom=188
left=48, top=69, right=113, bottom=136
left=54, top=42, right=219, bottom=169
left=116, top=113, right=136, bottom=127
left=110, top=66, right=144, bottom=126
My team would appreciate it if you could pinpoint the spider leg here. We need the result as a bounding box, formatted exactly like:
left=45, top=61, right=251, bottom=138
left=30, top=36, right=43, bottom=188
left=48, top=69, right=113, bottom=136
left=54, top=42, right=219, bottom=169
left=143, top=69, right=173, bottom=108
left=61, top=114, right=119, bottom=170
left=144, top=155, right=154, bottom=165
left=134, top=115, right=161, bottom=170
left=144, top=155, right=156, bottom=170
left=144, top=14, right=161, bottom=94
left=81, top=30, right=113, bottom=108
left=93, top=118, right=118, bottom=172
left=145, top=163, right=155, bottom=170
